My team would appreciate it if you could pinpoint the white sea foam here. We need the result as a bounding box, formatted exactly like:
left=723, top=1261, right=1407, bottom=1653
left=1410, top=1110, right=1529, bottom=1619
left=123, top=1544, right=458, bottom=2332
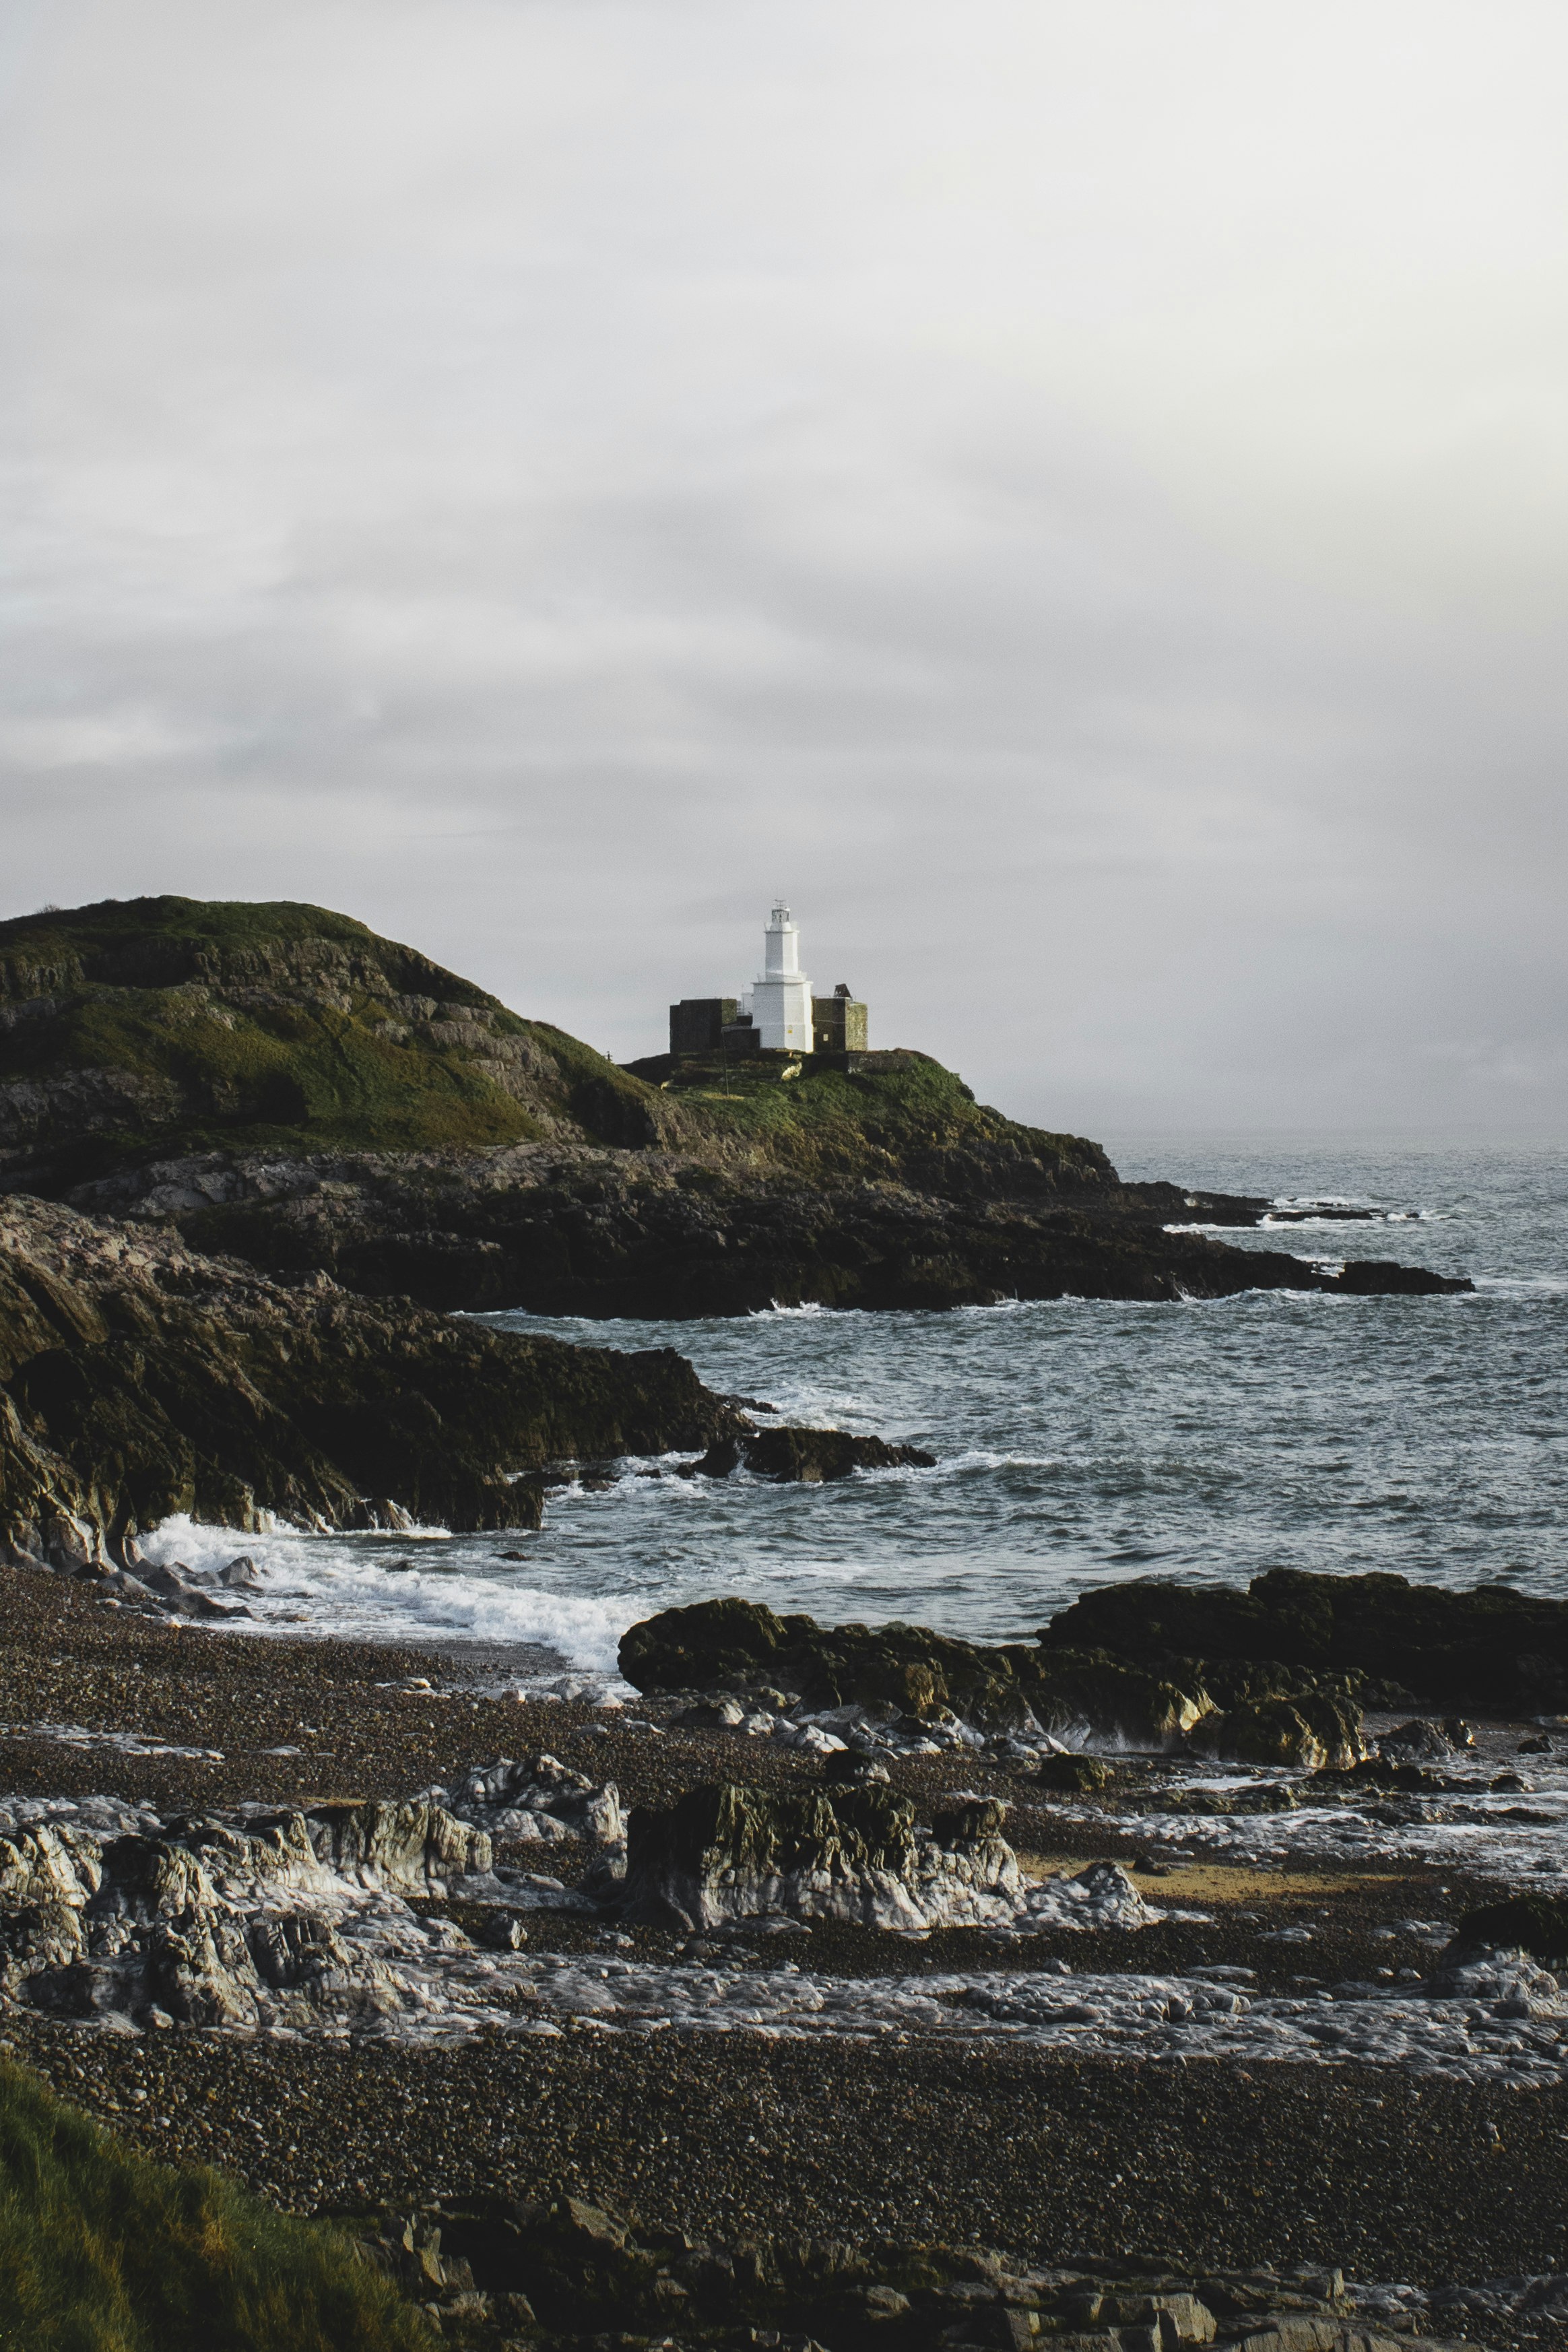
left=1260, top=1215, right=1379, bottom=1232
left=1078, top=1778, right=1568, bottom=1883
left=497, top=1952, right=1568, bottom=2084
left=141, top=1515, right=647, bottom=1670
left=0, top=1722, right=226, bottom=1762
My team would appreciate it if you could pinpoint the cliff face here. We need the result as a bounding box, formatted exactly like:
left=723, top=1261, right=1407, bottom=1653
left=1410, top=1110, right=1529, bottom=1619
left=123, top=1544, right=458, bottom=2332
left=0, top=1195, right=744, bottom=1564
left=0, top=897, right=1471, bottom=1313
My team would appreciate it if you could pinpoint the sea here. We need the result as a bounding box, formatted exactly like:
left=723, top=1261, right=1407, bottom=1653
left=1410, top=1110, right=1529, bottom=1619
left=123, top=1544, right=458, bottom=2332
left=142, top=1137, right=1567, bottom=1683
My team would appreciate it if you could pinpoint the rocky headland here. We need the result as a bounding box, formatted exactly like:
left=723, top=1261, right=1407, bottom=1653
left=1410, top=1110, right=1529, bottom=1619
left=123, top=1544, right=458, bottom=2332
left=0, top=896, right=1471, bottom=1314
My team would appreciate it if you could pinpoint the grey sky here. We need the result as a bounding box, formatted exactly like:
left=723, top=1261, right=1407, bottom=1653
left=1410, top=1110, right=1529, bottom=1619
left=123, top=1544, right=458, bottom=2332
left=2, top=0, right=1564, bottom=1138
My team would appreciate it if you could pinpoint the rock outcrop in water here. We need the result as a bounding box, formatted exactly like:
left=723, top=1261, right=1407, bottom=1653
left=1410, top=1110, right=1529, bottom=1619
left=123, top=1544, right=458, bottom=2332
left=678, top=1427, right=937, bottom=1482
left=1041, top=1567, right=1568, bottom=1714
left=1, top=897, right=1472, bottom=1315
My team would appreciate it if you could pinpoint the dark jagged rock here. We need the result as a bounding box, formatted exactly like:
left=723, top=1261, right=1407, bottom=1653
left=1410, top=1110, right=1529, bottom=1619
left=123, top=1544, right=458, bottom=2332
left=740, top=1425, right=936, bottom=1479
left=1378, top=1717, right=1474, bottom=1759
left=1309, top=1759, right=1457, bottom=1796
left=618, top=1596, right=1212, bottom=1749
left=1187, top=1693, right=1365, bottom=1771
left=614, top=1779, right=1022, bottom=1930
left=1148, top=1782, right=1300, bottom=1815
left=1336, top=1259, right=1464, bottom=1295
left=618, top=1597, right=1373, bottom=1759
left=1042, top=1567, right=1568, bottom=1714
left=0, top=899, right=1471, bottom=1316
left=385, top=2192, right=1460, bottom=2352
left=1444, top=1895, right=1568, bottom=1967
left=1033, top=1754, right=1117, bottom=1794
left=0, top=1194, right=746, bottom=1564
left=136, top=1561, right=249, bottom=1619
left=680, top=1427, right=936, bottom=1482
left=73, top=1139, right=1472, bottom=1319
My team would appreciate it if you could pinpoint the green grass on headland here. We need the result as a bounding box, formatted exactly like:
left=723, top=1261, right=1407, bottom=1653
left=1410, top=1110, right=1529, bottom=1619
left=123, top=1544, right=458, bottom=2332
left=632, top=1045, right=1113, bottom=1188
left=0, top=895, right=661, bottom=1179
left=0, top=2055, right=431, bottom=2352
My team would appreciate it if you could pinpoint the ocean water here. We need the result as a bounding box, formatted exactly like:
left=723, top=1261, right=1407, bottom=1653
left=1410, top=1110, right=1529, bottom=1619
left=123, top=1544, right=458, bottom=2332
left=143, top=1139, right=1567, bottom=1677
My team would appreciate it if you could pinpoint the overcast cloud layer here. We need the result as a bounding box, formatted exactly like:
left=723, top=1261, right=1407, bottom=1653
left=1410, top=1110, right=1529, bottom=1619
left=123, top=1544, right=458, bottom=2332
left=1, top=0, right=1564, bottom=1137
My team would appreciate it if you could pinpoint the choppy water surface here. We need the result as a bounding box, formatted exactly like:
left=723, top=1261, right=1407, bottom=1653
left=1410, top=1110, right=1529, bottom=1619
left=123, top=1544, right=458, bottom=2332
left=145, top=1138, right=1567, bottom=1670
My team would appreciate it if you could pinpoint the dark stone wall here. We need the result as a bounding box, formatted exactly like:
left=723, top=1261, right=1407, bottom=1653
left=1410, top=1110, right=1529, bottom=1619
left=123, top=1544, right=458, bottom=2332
left=812, top=995, right=868, bottom=1052
left=669, top=998, right=738, bottom=1056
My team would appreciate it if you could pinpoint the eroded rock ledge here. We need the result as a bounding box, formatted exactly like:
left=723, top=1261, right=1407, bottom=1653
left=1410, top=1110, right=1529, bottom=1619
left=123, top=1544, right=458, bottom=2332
left=624, top=1566, right=1568, bottom=1756
left=1043, top=1568, right=1568, bottom=1716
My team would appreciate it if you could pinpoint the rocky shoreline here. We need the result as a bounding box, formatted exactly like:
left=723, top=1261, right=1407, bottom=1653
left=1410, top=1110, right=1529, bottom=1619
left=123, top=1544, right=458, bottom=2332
left=5, top=1567, right=1568, bottom=2348
left=69, top=1138, right=1472, bottom=1317
left=0, top=1194, right=927, bottom=1577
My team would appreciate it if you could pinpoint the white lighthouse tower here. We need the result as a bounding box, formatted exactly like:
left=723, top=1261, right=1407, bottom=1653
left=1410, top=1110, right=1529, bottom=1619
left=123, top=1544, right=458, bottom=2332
left=750, top=901, right=814, bottom=1053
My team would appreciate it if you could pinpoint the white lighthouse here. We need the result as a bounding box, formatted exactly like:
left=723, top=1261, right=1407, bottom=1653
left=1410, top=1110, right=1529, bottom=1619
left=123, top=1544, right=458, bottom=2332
left=749, top=901, right=814, bottom=1053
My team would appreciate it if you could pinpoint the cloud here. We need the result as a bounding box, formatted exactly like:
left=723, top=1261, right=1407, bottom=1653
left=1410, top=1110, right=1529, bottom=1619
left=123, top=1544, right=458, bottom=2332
left=0, top=0, right=1564, bottom=1134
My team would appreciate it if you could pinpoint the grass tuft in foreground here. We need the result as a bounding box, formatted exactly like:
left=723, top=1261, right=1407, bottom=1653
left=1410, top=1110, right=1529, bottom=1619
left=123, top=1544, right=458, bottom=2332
left=0, top=2056, right=432, bottom=2352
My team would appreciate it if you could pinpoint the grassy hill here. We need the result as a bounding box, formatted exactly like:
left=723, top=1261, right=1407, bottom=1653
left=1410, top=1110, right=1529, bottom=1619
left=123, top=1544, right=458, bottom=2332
left=0, top=896, right=1112, bottom=1197
left=0, top=896, right=667, bottom=1188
